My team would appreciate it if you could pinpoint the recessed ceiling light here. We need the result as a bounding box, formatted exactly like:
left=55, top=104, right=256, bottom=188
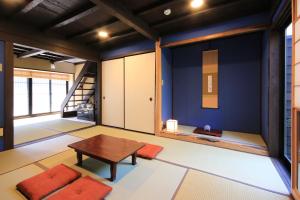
left=164, top=8, right=171, bottom=16
left=190, top=0, right=204, bottom=9
left=98, top=31, right=109, bottom=38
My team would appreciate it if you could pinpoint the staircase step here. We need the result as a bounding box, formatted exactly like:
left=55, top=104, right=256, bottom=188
left=79, top=82, right=95, bottom=84
left=75, top=89, right=95, bottom=91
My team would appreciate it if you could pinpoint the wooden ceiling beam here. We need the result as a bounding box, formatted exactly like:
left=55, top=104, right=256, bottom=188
left=45, top=6, right=99, bottom=30
left=18, top=49, right=45, bottom=58
left=68, top=0, right=179, bottom=40
left=89, top=1, right=248, bottom=48
left=154, top=0, right=248, bottom=29
left=89, top=0, right=158, bottom=40
left=54, top=56, right=74, bottom=63
left=17, top=0, right=45, bottom=15
left=87, top=30, right=138, bottom=46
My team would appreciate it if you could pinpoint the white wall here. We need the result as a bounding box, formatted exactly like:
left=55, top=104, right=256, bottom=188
left=74, top=63, right=84, bottom=79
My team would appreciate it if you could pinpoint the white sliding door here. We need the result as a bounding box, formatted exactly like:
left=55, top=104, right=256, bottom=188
left=125, top=52, right=155, bottom=134
left=102, top=58, right=124, bottom=128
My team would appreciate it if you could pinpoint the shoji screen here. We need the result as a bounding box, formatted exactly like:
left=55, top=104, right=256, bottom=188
left=125, top=52, right=155, bottom=134
left=102, top=58, right=124, bottom=128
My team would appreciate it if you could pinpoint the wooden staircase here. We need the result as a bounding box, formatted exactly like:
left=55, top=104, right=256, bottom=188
left=61, top=61, right=97, bottom=120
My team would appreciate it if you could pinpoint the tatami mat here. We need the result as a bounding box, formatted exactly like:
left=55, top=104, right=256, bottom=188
left=14, top=125, right=60, bottom=145
left=33, top=119, right=92, bottom=132
left=0, top=164, right=43, bottom=200
left=0, top=135, right=81, bottom=175
left=174, top=169, right=290, bottom=200
left=69, top=126, right=289, bottom=195
left=177, top=125, right=266, bottom=147
left=38, top=149, right=187, bottom=200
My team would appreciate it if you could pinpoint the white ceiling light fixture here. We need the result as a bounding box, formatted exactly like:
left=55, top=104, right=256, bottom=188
left=164, top=8, right=171, bottom=16
left=190, top=0, right=204, bottom=9
left=98, top=31, right=109, bottom=38
left=50, top=61, right=55, bottom=70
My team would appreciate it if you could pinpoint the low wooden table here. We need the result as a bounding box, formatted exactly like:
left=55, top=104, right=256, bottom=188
left=68, top=135, right=144, bottom=181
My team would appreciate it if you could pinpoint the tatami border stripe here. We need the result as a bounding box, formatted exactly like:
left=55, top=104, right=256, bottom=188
left=155, top=158, right=291, bottom=197
left=14, top=125, right=95, bottom=148
left=0, top=149, right=71, bottom=176
left=171, top=168, right=189, bottom=200
left=34, top=162, right=49, bottom=171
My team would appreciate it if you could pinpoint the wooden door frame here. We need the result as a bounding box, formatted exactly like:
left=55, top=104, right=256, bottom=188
left=292, top=0, right=300, bottom=198
left=155, top=39, right=162, bottom=135
left=3, top=41, right=14, bottom=150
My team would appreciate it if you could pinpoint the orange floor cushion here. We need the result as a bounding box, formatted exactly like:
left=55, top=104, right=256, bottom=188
left=17, top=164, right=81, bottom=200
left=47, top=176, right=112, bottom=200
left=137, top=144, right=163, bottom=159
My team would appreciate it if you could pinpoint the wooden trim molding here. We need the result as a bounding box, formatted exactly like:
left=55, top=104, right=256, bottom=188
left=3, top=41, right=14, bottom=150
left=95, top=60, right=102, bottom=125
left=0, top=19, right=98, bottom=62
left=155, top=39, right=162, bottom=135
left=158, top=131, right=269, bottom=157
left=292, top=0, right=300, bottom=198
left=161, top=24, right=269, bottom=48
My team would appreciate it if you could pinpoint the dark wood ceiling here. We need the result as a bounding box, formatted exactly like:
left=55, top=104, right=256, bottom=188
left=0, top=0, right=275, bottom=52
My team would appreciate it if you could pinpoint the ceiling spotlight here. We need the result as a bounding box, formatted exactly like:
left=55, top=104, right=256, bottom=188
left=190, top=0, right=204, bottom=9
left=164, top=8, right=171, bottom=16
left=98, top=31, right=109, bottom=38
left=50, top=61, right=55, bottom=70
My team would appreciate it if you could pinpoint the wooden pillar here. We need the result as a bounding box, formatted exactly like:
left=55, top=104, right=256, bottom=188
left=3, top=41, right=14, bottom=150
left=95, top=60, right=102, bottom=125
left=268, top=30, right=283, bottom=157
left=155, top=39, right=162, bottom=135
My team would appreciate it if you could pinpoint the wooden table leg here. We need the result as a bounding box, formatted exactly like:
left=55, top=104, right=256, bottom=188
left=110, top=163, right=117, bottom=181
left=132, top=152, right=137, bottom=165
left=76, top=151, right=83, bottom=166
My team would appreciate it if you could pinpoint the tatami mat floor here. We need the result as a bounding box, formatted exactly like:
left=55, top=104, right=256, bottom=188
left=177, top=125, right=267, bottom=148
left=14, top=118, right=93, bottom=145
left=0, top=125, right=291, bottom=200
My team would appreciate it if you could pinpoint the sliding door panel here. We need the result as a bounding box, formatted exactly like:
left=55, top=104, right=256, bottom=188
left=125, top=52, right=155, bottom=134
left=102, top=58, right=124, bottom=128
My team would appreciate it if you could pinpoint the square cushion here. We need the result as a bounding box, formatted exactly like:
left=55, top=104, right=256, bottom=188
left=137, top=144, right=163, bottom=159
left=48, top=176, right=112, bottom=200
left=17, top=164, right=81, bottom=200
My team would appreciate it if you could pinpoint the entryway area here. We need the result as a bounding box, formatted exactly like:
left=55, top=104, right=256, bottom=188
left=13, top=43, right=97, bottom=146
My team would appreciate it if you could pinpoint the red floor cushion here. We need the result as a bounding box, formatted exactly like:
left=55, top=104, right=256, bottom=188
left=17, top=164, right=81, bottom=200
left=47, top=176, right=112, bottom=200
left=137, top=144, right=163, bottom=159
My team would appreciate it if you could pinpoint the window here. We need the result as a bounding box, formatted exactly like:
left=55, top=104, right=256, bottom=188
left=14, top=77, right=29, bottom=116
left=14, top=68, right=73, bottom=116
left=32, top=78, right=50, bottom=114
left=51, top=80, right=67, bottom=112
left=284, top=23, right=292, bottom=163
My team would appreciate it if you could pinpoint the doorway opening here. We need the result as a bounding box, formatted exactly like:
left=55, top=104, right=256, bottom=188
left=13, top=43, right=96, bottom=147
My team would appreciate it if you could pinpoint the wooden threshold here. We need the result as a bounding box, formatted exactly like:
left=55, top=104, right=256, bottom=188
left=158, top=131, right=269, bottom=157
left=161, top=24, right=269, bottom=48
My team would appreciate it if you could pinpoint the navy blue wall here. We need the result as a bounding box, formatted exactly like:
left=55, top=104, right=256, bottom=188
left=162, top=48, right=172, bottom=122
left=172, top=33, right=262, bottom=133
left=0, top=41, right=4, bottom=127
left=101, top=40, right=155, bottom=60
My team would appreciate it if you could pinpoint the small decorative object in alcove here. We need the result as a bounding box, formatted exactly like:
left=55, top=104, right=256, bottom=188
left=193, top=125, right=222, bottom=137
left=166, top=119, right=178, bottom=133
left=204, top=125, right=211, bottom=132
